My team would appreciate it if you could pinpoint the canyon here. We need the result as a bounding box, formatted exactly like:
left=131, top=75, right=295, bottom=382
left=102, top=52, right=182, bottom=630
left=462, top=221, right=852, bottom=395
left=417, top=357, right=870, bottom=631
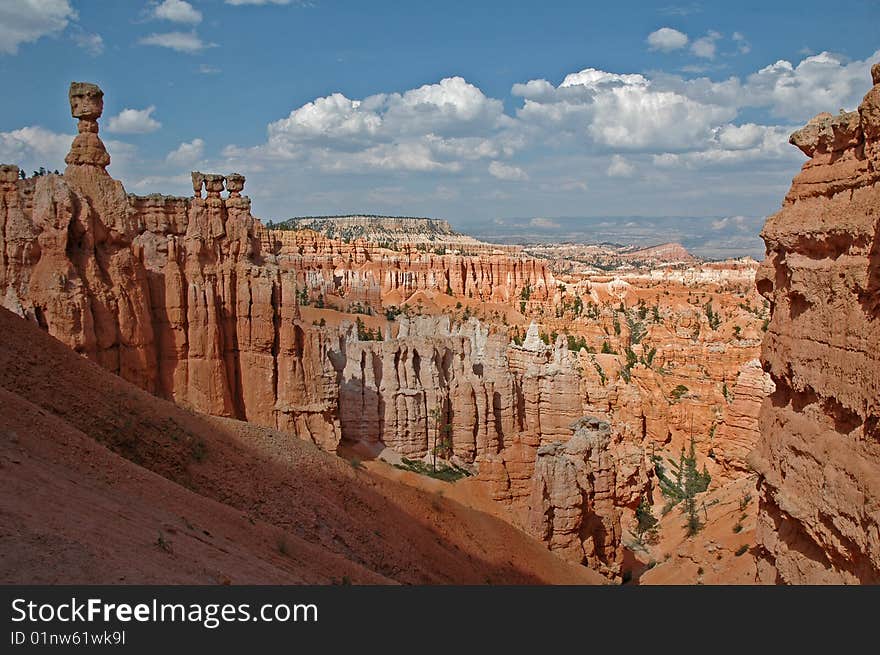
left=1, top=68, right=878, bottom=584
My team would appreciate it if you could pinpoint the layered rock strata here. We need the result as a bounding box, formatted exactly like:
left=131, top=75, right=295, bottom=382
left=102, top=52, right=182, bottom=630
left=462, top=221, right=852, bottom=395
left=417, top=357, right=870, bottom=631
left=527, top=417, right=648, bottom=578
left=333, top=317, right=583, bottom=462
left=752, top=64, right=880, bottom=583
left=266, top=228, right=556, bottom=309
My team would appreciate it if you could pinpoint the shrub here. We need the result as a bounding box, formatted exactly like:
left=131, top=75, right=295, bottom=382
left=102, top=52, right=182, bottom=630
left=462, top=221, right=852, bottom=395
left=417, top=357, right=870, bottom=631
left=190, top=438, right=207, bottom=463
left=156, top=531, right=173, bottom=553
left=394, top=457, right=470, bottom=482
left=654, top=436, right=711, bottom=536
left=632, top=497, right=659, bottom=546
left=670, top=384, right=689, bottom=401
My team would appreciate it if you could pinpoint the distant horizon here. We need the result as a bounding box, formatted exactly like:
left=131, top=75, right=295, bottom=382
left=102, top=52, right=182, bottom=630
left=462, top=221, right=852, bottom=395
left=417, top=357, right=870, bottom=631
left=273, top=212, right=768, bottom=260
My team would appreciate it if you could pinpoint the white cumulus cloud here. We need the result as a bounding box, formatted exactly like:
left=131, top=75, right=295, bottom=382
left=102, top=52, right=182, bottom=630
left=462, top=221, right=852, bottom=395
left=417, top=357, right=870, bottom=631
left=0, top=0, right=76, bottom=55
left=166, top=138, right=205, bottom=165
left=70, top=27, right=103, bottom=56
left=231, top=76, right=514, bottom=173
left=691, top=30, right=722, bottom=59
left=153, top=0, right=202, bottom=24
left=139, top=31, right=214, bottom=53
left=0, top=126, right=72, bottom=169
left=606, top=154, right=635, bottom=177
left=205, top=49, right=879, bottom=222
left=732, top=32, right=751, bottom=55
left=488, top=161, right=528, bottom=181
left=743, top=51, right=880, bottom=120
left=515, top=67, right=736, bottom=151
left=107, top=107, right=162, bottom=134
left=646, top=27, right=689, bottom=52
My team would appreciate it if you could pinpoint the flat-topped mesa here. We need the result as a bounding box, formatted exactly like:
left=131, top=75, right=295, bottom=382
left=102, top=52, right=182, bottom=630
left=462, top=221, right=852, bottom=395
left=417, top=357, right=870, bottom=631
left=752, top=62, right=880, bottom=584
left=64, top=82, right=110, bottom=170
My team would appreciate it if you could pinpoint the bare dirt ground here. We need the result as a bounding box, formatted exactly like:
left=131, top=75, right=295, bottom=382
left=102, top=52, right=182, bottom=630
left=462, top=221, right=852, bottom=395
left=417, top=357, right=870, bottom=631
left=0, top=308, right=601, bottom=585
left=633, top=475, right=759, bottom=584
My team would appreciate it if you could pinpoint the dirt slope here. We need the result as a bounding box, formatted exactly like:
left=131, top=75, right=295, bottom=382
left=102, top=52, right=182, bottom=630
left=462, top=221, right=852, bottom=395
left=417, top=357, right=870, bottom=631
left=0, top=308, right=600, bottom=584
left=634, top=475, right=760, bottom=585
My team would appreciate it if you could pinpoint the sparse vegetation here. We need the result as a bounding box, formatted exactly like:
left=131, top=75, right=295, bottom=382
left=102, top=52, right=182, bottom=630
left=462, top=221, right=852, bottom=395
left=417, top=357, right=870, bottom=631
left=735, top=544, right=749, bottom=557
left=429, top=406, right=453, bottom=473
left=591, top=356, right=607, bottom=385
left=356, top=317, right=382, bottom=341
left=670, top=384, right=689, bottom=402
left=626, top=311, right=647, bottom=345
left=653, top=435, right=711, bottom=536
left=385, top=305, right=403, bottom=321
left=394, top=457, right=470, bottom=482
left=722, top=383, right=734, bottom=403
left=631, top=496, right=659, bottom=547
left=566, top=334, right=594, bottom=353
left=190, top=438, right=207, bottom=463
left=156, top=531, right=173, bottom=553
left=704, top=301, right=722, bottom=330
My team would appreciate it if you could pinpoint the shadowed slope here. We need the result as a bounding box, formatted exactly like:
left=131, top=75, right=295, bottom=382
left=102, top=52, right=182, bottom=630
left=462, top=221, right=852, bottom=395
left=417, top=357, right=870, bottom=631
left=0, top=308, right=601, bottom=584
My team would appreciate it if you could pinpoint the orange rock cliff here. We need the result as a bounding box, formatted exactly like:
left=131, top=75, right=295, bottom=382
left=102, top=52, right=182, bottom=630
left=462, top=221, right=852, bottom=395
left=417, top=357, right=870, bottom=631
left=752, top=63, right=880, bottom=583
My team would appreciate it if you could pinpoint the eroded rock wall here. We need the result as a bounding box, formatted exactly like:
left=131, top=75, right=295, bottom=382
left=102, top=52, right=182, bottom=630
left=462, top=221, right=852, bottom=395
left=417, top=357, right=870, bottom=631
left=0, top=84, right=340, bottom=450
left=752, top=64, right=880, bottom=583
left=267, top=228, right=556, bottom=308
left=526, top=417, right=648, bottom=579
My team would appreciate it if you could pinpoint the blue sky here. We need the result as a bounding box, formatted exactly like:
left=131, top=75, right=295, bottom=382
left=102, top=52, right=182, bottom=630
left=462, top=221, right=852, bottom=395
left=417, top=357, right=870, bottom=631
left=1, top=0, right=878, bottom=236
